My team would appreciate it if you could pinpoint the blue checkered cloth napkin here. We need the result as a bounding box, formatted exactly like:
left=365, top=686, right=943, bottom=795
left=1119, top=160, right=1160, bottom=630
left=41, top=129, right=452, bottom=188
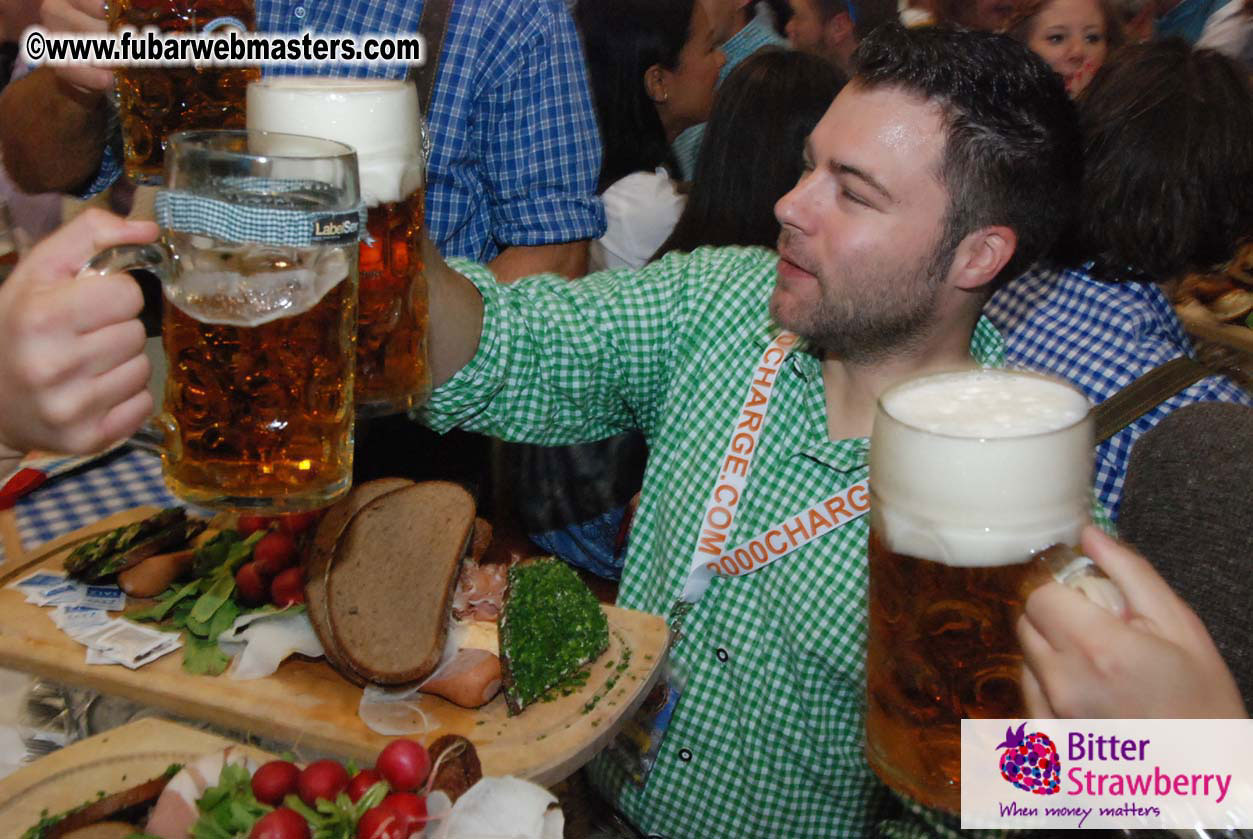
left=0, top=447, right=179, bottom=565
left=155, top=181, right=366, bottom=248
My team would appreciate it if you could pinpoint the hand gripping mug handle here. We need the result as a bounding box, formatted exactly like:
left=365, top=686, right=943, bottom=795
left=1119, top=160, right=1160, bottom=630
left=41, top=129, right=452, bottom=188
left=77, top=243, right=174, bottom=455
left=1037, top=544, right=1128, bottom=618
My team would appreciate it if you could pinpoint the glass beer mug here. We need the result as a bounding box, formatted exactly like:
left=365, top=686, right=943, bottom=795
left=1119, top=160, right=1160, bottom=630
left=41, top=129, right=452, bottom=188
left=106, top=0, right=260, bottom=184
left=864, top=368, right=1124, bottom=814
left=80, top=130, right=363, bottom=512
left=246, top=78, right=431, bottom=416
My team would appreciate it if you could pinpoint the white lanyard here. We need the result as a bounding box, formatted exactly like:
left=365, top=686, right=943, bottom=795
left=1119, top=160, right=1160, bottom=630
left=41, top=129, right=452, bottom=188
left=678, top=332, right=870, bottom=604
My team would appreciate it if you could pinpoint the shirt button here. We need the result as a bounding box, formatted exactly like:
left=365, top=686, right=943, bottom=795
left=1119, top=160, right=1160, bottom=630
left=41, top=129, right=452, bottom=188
left=678, top=747, right=693, bottom=762
left=293, top=5, right=306, bottom=17
left=715, top=647, right=729, bottom=663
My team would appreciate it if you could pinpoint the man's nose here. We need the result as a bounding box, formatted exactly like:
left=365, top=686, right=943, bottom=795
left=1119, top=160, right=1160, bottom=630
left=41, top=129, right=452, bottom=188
left=775, top=178, right=806, bottom=229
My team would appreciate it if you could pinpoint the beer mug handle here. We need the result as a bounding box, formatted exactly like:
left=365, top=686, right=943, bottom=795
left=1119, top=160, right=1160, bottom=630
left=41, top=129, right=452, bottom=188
left=77, top=243, right=173, bottom=456
left=1039, top=544, right=1127, bottom=617
left=78, top=243, right=172, bottom=284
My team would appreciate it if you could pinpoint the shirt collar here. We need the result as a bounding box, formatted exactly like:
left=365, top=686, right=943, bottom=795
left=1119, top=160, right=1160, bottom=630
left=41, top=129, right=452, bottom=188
left=752, top=313, right=1007, bottom=369
left=756, top=314, right=1007, bottom=473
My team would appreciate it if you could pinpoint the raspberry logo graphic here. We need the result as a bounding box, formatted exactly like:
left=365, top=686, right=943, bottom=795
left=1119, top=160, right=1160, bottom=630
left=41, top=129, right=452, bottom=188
left=996, top=722, right=1061, bottom=795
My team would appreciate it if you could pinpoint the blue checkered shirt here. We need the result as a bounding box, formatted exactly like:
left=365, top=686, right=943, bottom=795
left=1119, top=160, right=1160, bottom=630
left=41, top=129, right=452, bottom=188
left=984, top=265, right=1252, bottom=522
left=88, top=0, right=606, bottom=262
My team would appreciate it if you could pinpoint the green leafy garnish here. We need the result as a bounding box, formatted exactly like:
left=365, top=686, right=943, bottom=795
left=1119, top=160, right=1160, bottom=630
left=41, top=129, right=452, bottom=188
left=284, top=782, right=389, bottom=839
left=129, top=529, right=266, bottom=674
left=190, top=763, right=269, bottom=839
left=183, top=635, right=232, bottom=676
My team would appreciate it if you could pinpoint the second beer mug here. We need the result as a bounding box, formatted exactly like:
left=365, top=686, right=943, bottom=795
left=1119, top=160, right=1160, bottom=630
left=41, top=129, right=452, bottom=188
left=81, top=130, right=363, bottom=512
left=246, top=78, right=431, bottom=416
left=107, top=0, right=260, bottom=184
left=864, top=369, right=1124, bottom=814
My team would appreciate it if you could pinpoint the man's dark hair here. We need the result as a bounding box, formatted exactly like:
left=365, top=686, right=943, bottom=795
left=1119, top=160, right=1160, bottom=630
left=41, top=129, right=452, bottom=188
left=574, top=0, right=693, bottom=192
left=852, top=25, right=1082, bottom=283
left=656, top=48, right=845, bottom=257
left=1072, top=41, right=1253, bottom=279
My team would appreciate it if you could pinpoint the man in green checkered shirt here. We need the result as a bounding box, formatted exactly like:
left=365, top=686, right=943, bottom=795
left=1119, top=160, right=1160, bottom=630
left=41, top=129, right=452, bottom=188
left=418, top=25, right=1080, bottom=838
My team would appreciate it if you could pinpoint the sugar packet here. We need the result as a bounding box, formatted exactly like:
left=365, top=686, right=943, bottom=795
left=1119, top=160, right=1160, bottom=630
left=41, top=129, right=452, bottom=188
left=9, top=571, right=72, bottom=605
left=51, top=605, right=111, bottom=634
left=83, top=621, right=182, bottom=669
left=8, top=571, right=65, bottom=594
left=70, top=619, right=125, bottom=648
left=93, top=621, right=179, bottom=661
left=81, top=585, right=126, bottom=611
left=31, top=581, right=87, bottom=607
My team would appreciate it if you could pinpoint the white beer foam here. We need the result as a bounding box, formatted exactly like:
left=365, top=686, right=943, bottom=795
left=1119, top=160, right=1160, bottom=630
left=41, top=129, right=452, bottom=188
left=164, top=235, right=350, bottom=327
left=871, top=369, right=1093, bottom=567
left=247, top=78, right=424, bottom=207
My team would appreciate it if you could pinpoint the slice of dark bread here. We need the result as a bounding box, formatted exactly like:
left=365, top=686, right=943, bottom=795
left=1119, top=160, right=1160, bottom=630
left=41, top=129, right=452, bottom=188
left=326, top=481, right=476, bottom=685
left=306, top=478, right=414, bottom=683
left=499, top=557, right=610, bottom=714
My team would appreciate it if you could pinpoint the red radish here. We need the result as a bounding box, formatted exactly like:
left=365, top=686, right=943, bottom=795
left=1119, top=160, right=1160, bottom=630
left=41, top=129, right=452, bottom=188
left=356, top=806, right=408, bottom=839
left=237, top=515, right=273, bottom=536
left=251, top=759, right=301, bottom=805
left=253, top=530, right=297, bottom=576
left=297, top=758, right=349, bottom=806
left=234, top=563, right=268, bottom=606
left=375, top=740, right=430, bottom=791
left=278, top=510, right=321, bottom=534
left=270, top=566, right=306, bottom=607
left=249, top=808, right=310, bottom=839
left=347, top=768, right=387, bottom=802
left=382, top=791, right=428, bottom=832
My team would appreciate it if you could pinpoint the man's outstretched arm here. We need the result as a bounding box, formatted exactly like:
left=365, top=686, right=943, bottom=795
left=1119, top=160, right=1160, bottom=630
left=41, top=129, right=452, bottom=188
left=423, top=235, right=485, bottom=388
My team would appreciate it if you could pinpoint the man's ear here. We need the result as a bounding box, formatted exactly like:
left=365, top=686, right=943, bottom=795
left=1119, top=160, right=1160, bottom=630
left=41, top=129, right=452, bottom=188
left=824, top=10, right=854, bottom=45
left=643, top=64, right=668, bottom=104
left=950, top=226, right=1017, bottom=291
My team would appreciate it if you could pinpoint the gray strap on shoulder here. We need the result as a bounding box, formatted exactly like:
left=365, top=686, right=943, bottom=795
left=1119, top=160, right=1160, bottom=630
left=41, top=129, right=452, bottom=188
left=1092, top=357, right=1212, bottom=443
left=410, top=0, right=454, bottom=120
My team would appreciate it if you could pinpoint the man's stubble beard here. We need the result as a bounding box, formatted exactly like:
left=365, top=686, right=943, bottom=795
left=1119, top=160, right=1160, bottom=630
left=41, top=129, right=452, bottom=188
left=771, top=234, right=956, bottom=365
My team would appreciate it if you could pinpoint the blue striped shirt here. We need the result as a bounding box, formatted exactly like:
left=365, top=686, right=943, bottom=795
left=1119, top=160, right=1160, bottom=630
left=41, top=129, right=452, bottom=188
left=984, top=265, right=1252, bottom=521
left=90, top=0, right=606, bottom=261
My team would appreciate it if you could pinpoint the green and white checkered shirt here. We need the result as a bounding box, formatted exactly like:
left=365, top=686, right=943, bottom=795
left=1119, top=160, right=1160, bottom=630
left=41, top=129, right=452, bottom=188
left=421, top=246, right=1005, bottom=838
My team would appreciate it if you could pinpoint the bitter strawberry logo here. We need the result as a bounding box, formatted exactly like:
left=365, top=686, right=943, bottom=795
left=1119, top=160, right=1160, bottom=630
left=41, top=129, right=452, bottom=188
left=997, top=722, right=1061, bottom=795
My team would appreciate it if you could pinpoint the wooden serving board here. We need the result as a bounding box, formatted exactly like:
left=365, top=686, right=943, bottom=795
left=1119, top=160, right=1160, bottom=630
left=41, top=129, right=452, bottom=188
left=0, top=509, right=670, bottom=787
left=0, top=717, right=277, bottom=829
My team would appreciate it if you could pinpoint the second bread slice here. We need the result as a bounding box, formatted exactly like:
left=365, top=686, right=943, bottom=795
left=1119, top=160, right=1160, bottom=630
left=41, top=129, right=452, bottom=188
left=326, top=481, right=476, bottom=685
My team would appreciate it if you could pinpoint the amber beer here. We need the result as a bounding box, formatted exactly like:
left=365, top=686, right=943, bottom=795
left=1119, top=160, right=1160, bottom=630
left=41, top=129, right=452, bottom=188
left=108, top=0, right=260, bottom=184
left=159, top=230, right=356, bottom=510
left=246, top=79, right=430, bottom=415
left=864, top=369, right=1110, bottom=814
left=79, top=130, right=362, bottom=511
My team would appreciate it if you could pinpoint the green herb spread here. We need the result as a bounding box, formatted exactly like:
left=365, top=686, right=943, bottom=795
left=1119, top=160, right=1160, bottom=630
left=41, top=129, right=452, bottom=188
left=499, top=558, right=609, bottom=714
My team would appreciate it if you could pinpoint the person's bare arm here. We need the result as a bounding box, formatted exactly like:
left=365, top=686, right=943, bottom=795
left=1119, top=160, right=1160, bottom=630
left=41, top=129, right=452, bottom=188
left=0, top=67, right=110, bottom=193
left=487, top=240, right=589, bottom=283
left=423, top=236, right=486, bottom=388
